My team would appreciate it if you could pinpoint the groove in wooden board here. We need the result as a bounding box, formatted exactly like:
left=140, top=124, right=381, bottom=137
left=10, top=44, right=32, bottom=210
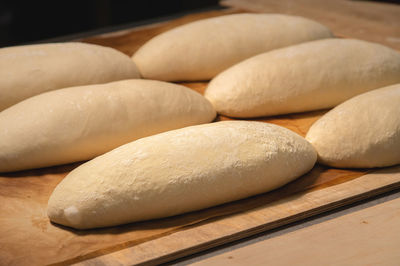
left=191, top=196, right=400, bottom=266
left=75, top=165, right=400, bottom=266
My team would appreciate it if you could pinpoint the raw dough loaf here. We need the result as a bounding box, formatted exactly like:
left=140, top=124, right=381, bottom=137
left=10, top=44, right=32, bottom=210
left=132, top=13, right=332, bottom=81
left=47, top=121, right=317, bottom=229
left=0, top=79, right=215, bottom=172
left=0, top=42, right=140, bottom=111
left=306, top=84, right=400, bottom=168
left=205, top=39, right=400, bottom=118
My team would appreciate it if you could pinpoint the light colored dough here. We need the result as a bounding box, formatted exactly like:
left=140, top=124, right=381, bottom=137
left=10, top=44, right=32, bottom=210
left=0, top=42, right=140, bottom=111
left=205, top=39, right=400, bottom=118
left=47, top=121, right=317, bottom=229
left=0, top=79, right=215, bottom=172
left=306, top=84, right=400, bottom=168
left=132, top=13, right=332, bottom=81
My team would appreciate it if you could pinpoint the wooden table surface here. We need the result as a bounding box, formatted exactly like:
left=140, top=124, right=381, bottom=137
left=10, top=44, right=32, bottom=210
left=1, top=1, right=400, bottom=265
left=190, top=194, right=400, bottom=266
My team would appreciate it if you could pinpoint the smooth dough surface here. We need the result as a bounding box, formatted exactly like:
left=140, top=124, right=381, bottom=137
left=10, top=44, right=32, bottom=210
left=205, top=39, right=400, bottom=118
left=0, top=79, right=215, bottom=172
left=306, top=84, right=400, bottom=168
left=132, top=13, right=332, bottom=81
left=47, top=121, right=317, bottom=229
left=0, top=42, right=140, bottom=111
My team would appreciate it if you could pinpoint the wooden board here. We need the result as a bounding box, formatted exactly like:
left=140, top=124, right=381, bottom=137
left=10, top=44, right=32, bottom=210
left=191, top=196, right=400, bottom=266
left=1, top=3, right=400, bottom=266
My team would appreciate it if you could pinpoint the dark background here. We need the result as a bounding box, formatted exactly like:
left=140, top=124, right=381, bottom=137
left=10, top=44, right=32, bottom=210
left=0, top=0, right=220, bottom=48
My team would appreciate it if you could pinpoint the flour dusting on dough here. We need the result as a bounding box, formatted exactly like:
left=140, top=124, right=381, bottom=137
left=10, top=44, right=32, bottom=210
left=64, top=206, right=81, bottom=225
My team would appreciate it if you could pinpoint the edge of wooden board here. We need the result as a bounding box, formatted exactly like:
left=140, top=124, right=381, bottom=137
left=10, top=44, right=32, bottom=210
left=190, top=197, right=400, bottom=266
left=72, top=165, right=400, bottom=266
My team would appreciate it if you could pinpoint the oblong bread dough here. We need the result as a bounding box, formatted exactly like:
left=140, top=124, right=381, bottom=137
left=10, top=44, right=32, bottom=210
left=0, top=79, right=216, bottom=172
left=132, top=13, right=332, bottom=81
left=205, top=39, right=400, bottom=118
left=306, top=84, right=400, bottom=168
left=0, top=42, right=140, bottom=111
left=47, top=121, right=317, bottom=229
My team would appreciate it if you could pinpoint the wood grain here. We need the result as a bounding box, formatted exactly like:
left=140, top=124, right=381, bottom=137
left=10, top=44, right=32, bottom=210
left=192, top=195, right=400, bottom=266
left=1, top=3, right=400, bottom=266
